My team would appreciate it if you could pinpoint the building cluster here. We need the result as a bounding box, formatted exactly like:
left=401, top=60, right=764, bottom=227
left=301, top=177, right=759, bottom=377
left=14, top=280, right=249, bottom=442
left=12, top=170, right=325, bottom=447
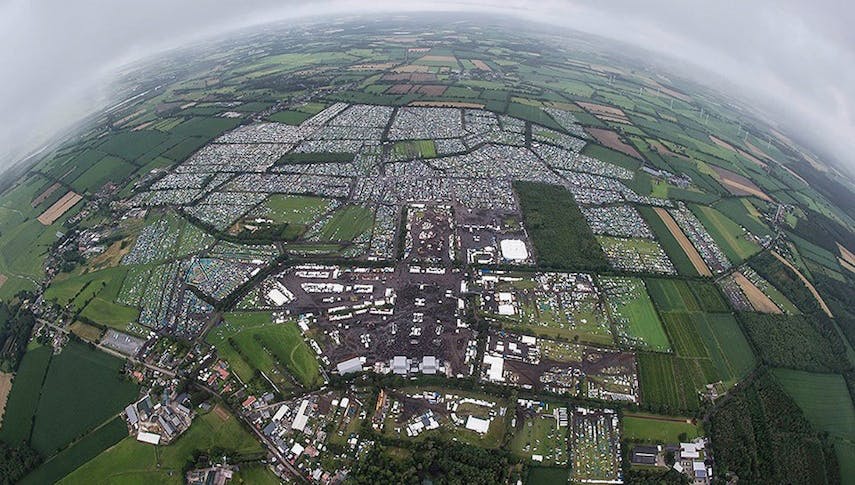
left=630, top=438, right=713, bottom=484
left=124, top=391, right=194, bottom=446
left=245, top=391, right=370, bottom=483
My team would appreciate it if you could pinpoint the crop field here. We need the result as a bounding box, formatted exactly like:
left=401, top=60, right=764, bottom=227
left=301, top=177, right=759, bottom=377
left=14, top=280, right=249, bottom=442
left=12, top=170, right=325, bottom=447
left=693, top=313, right=755, bottom=385
left=0, top=344, right=52, bottom=443
left=30, top=340, right=139, bottom=456
left=69, top=156, right=137, bottom=194
left=773, top=369, right=855, bottom=442
left=685, top=280, right=730, bottom=313
left=21, top=417, right=129, bottom=485
left=622, top=413, right=701, bottom=443
left=526, top=466, right=569, bottom=485
left=59, top=408, right=263, bottom=485
left=644, top=278, right=700, bottom=312
left=600, top=276, right=670, bottom=351
left=661, top=313, right=708, bottom=358
left=637, top=352, right=716, bottom=412
left=691, top=204, right=760, bottom=263
left=207, top=312, right=321, bottom=390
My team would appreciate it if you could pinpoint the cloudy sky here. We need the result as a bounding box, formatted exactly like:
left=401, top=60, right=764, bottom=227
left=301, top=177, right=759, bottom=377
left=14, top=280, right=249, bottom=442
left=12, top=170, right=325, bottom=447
left=1, top=0, right=853, bottom=176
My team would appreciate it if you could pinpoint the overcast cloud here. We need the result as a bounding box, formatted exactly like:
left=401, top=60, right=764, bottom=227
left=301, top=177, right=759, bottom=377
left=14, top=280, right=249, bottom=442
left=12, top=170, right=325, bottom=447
left=1, top=0, right=853, bottom=177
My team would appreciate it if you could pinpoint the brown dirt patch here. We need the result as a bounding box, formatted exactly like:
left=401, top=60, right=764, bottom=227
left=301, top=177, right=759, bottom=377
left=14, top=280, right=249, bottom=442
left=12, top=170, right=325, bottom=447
left=654, top=208, right=712, bottom=276
left=32, top=182, right=62, bottom=207
left=838, top=243, right=855, bottom=267
left=771, top=251, right=833, bottom=317
left=416, top=85, right=447, bottom=96
left=37, top=191, right=82, bottom=225
left=585, top=128, right=642, bottom=159
left=732, top=272, right=781, bottom=313
left=0, top=274, right=6, bottom=289
left=213, top=404, right=230, bottom=421
left=471, top=59, right=491, bottom=71
left=409, top=101, right=485, bottom=109
left=386, top=84, right=413, bottom=95
left=577, top=102, right=631, bottom=124
left=709, top=165, right=771, bottom=201
left=0, top=373, right=12, bottom=427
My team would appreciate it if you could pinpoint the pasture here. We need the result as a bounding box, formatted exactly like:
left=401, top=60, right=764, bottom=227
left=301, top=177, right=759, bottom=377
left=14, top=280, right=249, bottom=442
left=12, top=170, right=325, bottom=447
left=622, top=413, right=701, bottom=443
left=208, top=312, right=322, bottom=390
left=314, top=205, right=374, bottom=243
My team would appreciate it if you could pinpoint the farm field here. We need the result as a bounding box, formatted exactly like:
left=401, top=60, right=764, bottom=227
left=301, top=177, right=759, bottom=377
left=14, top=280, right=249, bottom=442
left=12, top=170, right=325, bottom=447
left=690, top=204, right=760, bottom=263
left=207, top=312, right=322, bottom=390
left=21, top=417, right=129, bottom=485
left=0, top=344, right=52, bottom=443
left=772, top=369, right=855, bottom=442
left=637, top=352, right=715, bottom=413
left=644, top=278, right=700, bottom=312
left=29, top=340, right=139, bottom=456
left=59, top=407, right=263, bottom=485
left=622, top=413, right=701, bottom=444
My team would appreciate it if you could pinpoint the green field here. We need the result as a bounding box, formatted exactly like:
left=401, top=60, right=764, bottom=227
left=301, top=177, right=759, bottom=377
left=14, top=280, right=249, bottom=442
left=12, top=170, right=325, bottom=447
left=773, top=369, right=855, bottom=442
left=525, top=466, right=570, bottom=485
left=601, top=277, right=670, bottom=351
left=231, top=464, right=282, bottom=485
left=622, top=413, right=701, bottom=443
left=515, top=182, right=609, bottom=271
left=645, top=278, right=701, bottom=312
left=693, top=313, right=755, bottom=385
left=29, top=340, right=139, bottom=456
left=261, top=194, right=333, bottom=239
left=637, top=352, right=716, bottom=413
left=59, top=408, right=264, bottom=485
left=21, top=417, right=129, bottom=485
left=207, top=312, right=322, bottom=390
left=0, top=344, right=52, bottom=443
left=686, top=280, right=730, bottom=313
left=393, top=139, right=438, bottom=159
left=660, top=313, right=708, bottom=357
left=313, top=204, right=374, bottom=242
left=691, top=204, right=761, bottom=264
